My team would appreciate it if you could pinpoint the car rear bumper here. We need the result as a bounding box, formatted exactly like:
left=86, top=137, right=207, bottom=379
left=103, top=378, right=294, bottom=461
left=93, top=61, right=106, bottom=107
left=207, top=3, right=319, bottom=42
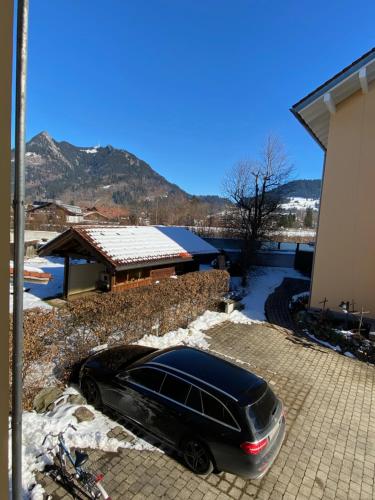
left=235, top=415, right=286, bottom=479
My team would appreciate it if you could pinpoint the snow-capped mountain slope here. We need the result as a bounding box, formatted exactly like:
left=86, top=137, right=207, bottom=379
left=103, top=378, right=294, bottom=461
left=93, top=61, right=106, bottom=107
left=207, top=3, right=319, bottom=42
left=280, top=197, right=320, bottom=211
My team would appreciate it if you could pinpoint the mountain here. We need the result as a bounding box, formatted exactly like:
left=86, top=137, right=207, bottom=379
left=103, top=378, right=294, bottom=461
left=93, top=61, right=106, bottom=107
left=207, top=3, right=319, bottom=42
left=270, top=179, right=322, bottom=200
left=12, top=131, right=192, bottom=208
left=11, top=132, right=320, bottom=218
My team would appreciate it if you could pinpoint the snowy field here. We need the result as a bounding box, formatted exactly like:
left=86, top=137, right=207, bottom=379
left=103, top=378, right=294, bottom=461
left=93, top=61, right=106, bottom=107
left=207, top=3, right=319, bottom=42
left=13, top=264, right=308, bottom=498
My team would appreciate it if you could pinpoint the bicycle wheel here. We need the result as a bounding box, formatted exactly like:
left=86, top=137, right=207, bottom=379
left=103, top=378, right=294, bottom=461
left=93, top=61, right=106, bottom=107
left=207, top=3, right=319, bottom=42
left=79, top=470, right=110, bottom=499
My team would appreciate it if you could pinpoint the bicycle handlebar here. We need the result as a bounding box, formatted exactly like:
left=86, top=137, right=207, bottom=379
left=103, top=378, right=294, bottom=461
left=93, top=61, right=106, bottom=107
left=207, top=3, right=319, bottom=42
left=41, top=423, right=77, bottom=446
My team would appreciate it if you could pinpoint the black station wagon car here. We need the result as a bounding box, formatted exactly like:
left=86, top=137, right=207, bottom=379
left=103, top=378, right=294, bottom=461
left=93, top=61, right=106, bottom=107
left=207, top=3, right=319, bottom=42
left=80, top=345, right=285, bottom=478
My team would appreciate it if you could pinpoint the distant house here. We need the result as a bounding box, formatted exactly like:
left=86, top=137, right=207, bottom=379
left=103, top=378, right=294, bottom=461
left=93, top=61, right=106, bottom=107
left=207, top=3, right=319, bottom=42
left=38, top=225, right=218, bottom=298
left=291, top=48, right=375, bottom=317
left=81, top=208, right=110, bottom=223
left=27, top=201, right=84, bottom=230
left=26, top=201, right=109, bottom=231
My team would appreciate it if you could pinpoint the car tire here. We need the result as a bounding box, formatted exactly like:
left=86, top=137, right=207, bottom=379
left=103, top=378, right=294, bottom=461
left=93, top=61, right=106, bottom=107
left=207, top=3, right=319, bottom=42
left=81, top=377, right=102, bottom=409
left=181, top=438, right=214, bottom=475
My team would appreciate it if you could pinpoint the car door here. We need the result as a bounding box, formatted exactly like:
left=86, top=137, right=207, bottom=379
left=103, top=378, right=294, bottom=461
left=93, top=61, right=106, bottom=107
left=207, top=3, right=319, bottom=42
left=103, top=367, right=165, bottom=427
left=149, top=373, right=192, bottom=445
left=125, top=367, right=167, bottom=430
left=199, top=390, right=241, bottom=465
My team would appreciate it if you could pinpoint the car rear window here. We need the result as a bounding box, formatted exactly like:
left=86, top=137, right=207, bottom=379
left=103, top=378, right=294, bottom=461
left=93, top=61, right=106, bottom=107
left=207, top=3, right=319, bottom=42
left=129, top=368, right=165, bottom=392
left=247, top=386, right=277, bottom=433
left=160, top=374, right=190, bottom=404
left=201, top=392, right=237, bottom=428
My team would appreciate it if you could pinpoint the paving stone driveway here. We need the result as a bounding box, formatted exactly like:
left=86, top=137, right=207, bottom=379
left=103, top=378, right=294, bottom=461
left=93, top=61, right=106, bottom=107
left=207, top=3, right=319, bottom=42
left=39, top=321, right=375, bottom=499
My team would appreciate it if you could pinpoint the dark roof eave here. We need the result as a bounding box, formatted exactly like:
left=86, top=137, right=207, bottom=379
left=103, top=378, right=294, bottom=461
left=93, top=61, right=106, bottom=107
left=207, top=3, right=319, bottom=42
left=115, top=256, right=193, bottom=272
left=289, top=107, right=327, bottom=151
left=38, top=228, right=117, bottom=270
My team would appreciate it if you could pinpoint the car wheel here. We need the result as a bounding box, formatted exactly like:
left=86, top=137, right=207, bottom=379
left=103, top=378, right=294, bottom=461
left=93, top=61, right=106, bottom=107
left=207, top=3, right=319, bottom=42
left=81, top=377, right=102, bottom=408
left=182, top=439, right=214, bottom=475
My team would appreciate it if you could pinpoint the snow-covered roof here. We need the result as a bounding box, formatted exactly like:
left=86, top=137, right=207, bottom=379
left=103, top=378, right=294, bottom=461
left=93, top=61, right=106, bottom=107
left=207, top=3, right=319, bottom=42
left=29, top=201, right=83, bottom=215
left=80, top=226, right=192, bottom=266
left=156, top=226, right=219, bottom=255
left=40, top=225, right=218, bottom=269
left=57, top=202, right=83, bottom=215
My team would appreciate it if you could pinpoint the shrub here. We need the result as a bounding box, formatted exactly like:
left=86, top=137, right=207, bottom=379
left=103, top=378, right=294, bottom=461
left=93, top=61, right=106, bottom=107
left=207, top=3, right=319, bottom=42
left=12, top=270, right=229, bottom=409
left=65, top=269, right=229, bottom=343
left=9, top=309, right=61, bottom=411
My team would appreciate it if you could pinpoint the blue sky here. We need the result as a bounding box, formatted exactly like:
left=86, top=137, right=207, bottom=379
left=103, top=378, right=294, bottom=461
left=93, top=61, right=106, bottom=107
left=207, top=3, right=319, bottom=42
left=23, top=0, right=375, bottom=195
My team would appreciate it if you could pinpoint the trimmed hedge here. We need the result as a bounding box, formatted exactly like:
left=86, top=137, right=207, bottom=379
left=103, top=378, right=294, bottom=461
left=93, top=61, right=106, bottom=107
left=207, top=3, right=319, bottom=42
left=11, top=270, right=229, bottom=410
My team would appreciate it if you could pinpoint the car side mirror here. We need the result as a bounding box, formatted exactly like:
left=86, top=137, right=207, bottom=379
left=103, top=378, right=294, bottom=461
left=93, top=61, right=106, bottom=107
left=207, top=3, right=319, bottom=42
left=116, top=371, right=129, bottom=382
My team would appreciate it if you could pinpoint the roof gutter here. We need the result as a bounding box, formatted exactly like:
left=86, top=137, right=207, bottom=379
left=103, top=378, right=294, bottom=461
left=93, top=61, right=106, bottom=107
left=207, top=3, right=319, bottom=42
left=290, top=48, right=375, bottom=151
left=291, top=48, right=375, bottom=112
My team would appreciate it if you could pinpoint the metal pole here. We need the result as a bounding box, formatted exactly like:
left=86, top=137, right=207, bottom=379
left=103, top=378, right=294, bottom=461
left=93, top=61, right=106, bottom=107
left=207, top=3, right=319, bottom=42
left=12, top=1, right=29, bottom=499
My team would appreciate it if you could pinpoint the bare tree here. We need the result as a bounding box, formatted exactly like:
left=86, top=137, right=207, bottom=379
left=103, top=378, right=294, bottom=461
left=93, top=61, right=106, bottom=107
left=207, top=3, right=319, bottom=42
left=223, top=135, right=293, bottom=278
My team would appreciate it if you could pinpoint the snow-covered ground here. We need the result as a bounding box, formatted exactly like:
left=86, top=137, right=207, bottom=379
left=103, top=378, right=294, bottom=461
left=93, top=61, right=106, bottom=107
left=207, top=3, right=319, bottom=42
left=234, top=267, right=309, bottom=322
left=12, top=387, right=157, bottom=500
left=270, top=229, right=316, bottom=238
left=9, top=257, right=85, bottom=312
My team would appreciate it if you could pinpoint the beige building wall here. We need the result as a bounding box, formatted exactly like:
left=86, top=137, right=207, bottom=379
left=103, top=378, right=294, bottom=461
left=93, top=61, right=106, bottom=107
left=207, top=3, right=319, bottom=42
left=311, top=82, right=375, bottom=316
left=68, top=263, right=105, bottom=295
left=0, top=1, right=13, bottom=497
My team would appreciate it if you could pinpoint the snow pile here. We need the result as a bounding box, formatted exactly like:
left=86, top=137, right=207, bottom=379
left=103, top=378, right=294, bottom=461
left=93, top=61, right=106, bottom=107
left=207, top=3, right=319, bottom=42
left=136, top=310, right=229, bottom=350
left=13, top=387, right=156, bottom=500
left=135, top=267, right=309, bottom=348
left=291, top=291, right=310, bottom=303
left=303, top=329, right=342, bottom=352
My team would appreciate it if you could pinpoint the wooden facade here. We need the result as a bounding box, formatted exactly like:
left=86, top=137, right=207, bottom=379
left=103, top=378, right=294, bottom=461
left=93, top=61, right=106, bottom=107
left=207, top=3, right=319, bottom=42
left=38, top=227, right=203, bottom=299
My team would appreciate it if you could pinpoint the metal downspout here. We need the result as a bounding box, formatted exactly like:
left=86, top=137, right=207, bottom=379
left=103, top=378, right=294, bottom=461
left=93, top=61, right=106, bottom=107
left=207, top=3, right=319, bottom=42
left=12, top=1, right=29, bottom=498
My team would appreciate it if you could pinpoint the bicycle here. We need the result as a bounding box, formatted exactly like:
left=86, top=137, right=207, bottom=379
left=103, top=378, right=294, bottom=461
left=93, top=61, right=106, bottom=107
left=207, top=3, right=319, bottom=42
left=40, top=424, right=112, bottom=499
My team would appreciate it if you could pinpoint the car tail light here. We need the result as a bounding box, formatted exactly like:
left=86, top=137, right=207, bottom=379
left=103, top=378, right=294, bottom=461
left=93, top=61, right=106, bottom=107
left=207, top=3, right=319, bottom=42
left=240, top=438, right=269, bottom=455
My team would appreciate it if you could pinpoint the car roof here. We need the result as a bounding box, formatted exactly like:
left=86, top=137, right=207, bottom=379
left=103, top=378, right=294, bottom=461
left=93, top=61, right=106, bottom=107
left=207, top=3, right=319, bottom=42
left=141, top=346, right=265, bottom=403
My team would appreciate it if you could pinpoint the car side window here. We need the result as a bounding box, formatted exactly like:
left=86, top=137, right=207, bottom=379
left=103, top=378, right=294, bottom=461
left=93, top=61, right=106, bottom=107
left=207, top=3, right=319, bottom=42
left=128, top=368, right=165, bottom=393
left=201, top=392, right=237, bottom=428
left=185, top=386, right=202, bottom=413
left=160, top=374, right=190, bottom=404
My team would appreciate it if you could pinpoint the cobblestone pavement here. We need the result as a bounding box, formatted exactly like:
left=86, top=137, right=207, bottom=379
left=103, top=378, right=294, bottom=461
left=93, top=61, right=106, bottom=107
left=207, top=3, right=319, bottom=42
left=265, top=278, right=310, bottom=330
left=39, top=321, right=375, bottom=499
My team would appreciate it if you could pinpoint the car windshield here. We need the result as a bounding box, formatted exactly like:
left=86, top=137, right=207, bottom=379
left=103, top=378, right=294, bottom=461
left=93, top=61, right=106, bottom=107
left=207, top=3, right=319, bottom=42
left=95, top=346, right=156, bottom=371
left=247, top=386, right=277, bottom=434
